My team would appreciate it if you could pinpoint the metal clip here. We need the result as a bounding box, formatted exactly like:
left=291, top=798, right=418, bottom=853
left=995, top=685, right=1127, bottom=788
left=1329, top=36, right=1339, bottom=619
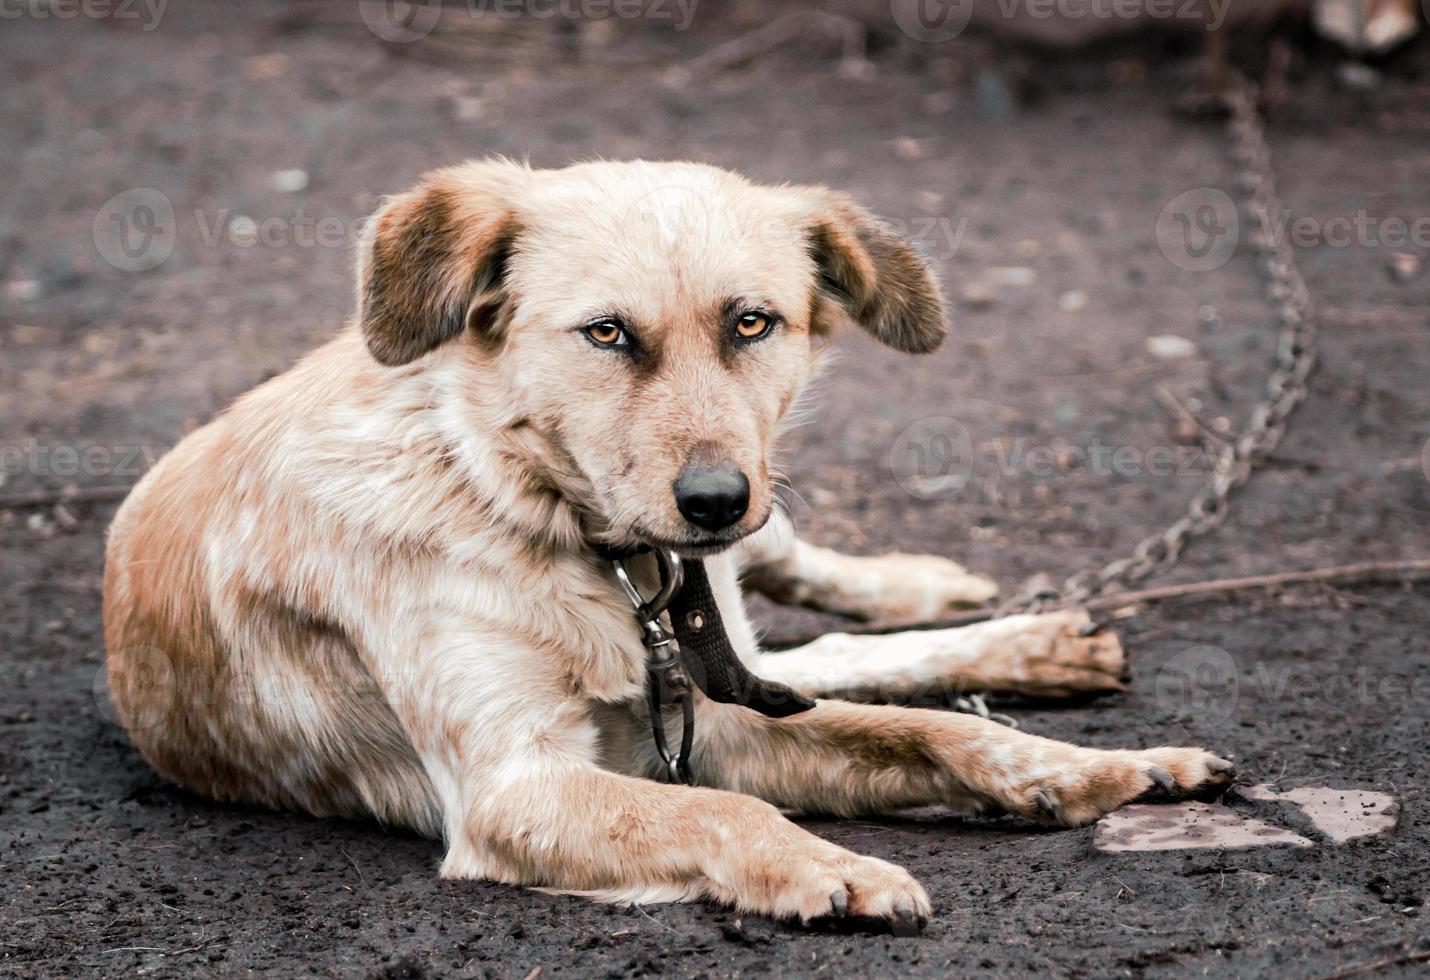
left=611, top=549, right=694, bottom=784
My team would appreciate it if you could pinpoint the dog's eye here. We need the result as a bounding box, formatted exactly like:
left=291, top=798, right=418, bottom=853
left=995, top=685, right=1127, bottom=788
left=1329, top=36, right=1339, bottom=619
left=734, top=312, right=773, bottom=341
left=584, top=320, right=629, bottom=348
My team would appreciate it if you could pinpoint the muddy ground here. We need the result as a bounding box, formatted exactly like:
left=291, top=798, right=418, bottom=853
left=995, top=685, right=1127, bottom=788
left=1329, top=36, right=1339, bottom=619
left=2, top=2, right=1429, bottom=977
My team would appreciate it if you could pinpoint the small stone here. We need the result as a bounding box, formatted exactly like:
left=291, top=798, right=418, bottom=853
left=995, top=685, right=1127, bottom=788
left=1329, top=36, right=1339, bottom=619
left=1388, top=252, right=1421, bottom=282
left=892, top=138, right=925, bottom=161
left=1146, top=335, right=1196, bottom=360
left=1095, top=802, right=1312, bottom=853
left=6, top=280, right=40, bottom=303
left=228, top=215, right=259, bottom=247
left=245, top=53, right=291, bottom=79
left=1058, top=290, right=1089, bottom=314
left=1336, top=62, right=1382, bottom=91
left=1240, top=785, right=1399, bottom=844
left=960, top=281, right=995, bottom=310
left=271, top=169, right=309, bottom=193
left=987, top=266, right=1036, bottom=288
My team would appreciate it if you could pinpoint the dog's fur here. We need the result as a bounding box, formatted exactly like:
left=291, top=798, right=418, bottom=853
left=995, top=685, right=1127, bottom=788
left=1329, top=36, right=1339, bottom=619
left=104, top=160, right=1231, bottom=925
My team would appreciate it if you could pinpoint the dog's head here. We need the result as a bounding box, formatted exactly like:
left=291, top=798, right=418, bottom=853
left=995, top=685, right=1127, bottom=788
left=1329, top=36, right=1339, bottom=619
left=357, top=159, right=947, bottom=552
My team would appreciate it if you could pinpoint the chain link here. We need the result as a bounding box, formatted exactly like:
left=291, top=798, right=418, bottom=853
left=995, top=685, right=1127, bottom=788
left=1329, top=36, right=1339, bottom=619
left=1005, top=73, right=1318, bottom=615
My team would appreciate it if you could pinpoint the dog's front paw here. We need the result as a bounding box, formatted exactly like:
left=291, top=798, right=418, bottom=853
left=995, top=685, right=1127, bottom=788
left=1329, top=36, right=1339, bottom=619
left=840, top=552, right=999, bottom=621
left=735, top=843, right=930, bottom=932
left=1010, top=747, right=1235, bottom=827
left=996, top=610, right=1128, bottom=698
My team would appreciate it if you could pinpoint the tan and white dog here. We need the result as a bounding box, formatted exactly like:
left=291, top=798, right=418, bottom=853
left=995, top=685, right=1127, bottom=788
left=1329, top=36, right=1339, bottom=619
left=104, top=159, right=1232, bottom=930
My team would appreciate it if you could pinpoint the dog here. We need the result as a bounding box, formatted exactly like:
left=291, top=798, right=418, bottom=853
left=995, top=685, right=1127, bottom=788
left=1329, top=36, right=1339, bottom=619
left=103, top=159, right=1232, bottom=929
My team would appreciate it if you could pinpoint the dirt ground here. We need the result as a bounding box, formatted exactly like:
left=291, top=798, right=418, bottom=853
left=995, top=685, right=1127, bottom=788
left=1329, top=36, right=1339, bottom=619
left=2, top=2, right=1429, bottom=977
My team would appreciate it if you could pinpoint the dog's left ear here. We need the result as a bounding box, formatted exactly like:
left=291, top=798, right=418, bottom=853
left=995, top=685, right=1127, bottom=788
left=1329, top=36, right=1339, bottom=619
left=357, top=160, right=526, bottom=367
left=797, top=189, right=949, bottom=355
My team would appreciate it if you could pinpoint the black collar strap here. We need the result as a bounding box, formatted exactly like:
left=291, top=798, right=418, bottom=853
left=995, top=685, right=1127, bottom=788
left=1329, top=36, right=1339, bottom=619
left=605, top=547, right=816, bottom=784
left=669, top=559, right=815, bottom=718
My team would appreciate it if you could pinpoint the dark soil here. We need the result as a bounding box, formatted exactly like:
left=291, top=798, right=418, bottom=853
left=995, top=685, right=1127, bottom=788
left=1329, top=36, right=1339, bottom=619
left=2, top=2, right=1428, bottom=977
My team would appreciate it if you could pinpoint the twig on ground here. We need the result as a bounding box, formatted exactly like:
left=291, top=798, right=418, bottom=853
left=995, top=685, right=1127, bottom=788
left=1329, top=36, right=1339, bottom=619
left=0, top=485, right=131, bottom=509
left=667, top=11, right=869, bottom=84
left=1313, top=949, right=1430, bottom=980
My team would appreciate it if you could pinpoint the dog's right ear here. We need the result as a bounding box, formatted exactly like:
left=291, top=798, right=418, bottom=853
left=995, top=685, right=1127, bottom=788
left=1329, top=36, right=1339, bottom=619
left=357, top=160, right=526, bottom=367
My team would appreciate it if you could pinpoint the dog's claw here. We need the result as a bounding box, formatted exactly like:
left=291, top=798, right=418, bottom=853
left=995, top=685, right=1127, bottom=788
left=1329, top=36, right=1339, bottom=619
left=1148, top=765, right=1177, bottom=795
left=890, top=906, right=921, bottom=938
left=1033, top=789, right=1059, bottom=821
left=829, top=890, right=848, bottom=917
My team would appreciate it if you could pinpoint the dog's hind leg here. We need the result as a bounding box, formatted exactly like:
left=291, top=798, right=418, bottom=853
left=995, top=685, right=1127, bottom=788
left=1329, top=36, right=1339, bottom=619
left=752, top=611, right=1127, bottom=700
left=696, top=698, right=1233, bottom=825
left=737, top=513, right=998, bottom=621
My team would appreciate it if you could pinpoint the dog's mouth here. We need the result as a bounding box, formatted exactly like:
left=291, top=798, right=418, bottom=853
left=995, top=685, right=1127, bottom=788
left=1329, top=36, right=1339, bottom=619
left=622, top=510, right=771, bottom=558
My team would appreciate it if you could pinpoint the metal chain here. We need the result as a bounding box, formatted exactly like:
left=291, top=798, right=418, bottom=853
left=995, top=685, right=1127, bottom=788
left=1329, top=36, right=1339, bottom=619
left=1005, top=72, right=1318, bottom=615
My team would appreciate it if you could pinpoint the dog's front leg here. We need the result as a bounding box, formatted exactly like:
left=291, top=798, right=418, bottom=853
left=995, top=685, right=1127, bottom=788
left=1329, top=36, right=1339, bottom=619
left=738, top=514, right=998, bottom=620
left=698, top=699, right=1233, bottom=826
left=383, top=628, right=929, bottom=924
left=755, top=611, right=1128, bottom=699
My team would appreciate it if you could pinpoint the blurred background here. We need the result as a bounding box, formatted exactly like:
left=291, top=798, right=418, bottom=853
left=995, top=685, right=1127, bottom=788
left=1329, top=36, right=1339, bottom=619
left=2, top=2, right=1429, bottom=977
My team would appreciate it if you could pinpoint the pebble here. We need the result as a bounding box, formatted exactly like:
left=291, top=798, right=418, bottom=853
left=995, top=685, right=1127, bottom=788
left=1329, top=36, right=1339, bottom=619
left=6, top=280, right=41, bottom=303
left=1145, top=335, right=1196, bottom=360
left=271, top=169, right=310, bottom=193
left=960, top=281, right=995, bottom=310
left=1096, top=802, right=1312, bottom=853
left=1336, top=62, right=1383, bottom=91
left=1388, top=252, right=1421, bottom=282
left=1058, top=290, right=1089, bottom=314
left=987, top=266, right=1036, bottom=288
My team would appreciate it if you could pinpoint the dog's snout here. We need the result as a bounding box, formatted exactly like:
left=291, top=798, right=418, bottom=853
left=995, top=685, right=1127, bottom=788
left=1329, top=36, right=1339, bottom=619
left=673, top=465, right=750, bottom=532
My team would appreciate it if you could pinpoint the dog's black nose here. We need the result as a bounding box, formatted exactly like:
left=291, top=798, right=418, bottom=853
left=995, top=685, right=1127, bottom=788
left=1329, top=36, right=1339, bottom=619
left=673, top=466, right=750, bottom=532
